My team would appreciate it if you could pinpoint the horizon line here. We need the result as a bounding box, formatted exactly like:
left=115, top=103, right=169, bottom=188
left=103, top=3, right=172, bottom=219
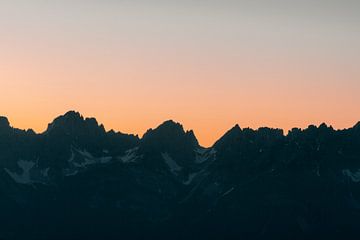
left=1, top=110, right=360, bottom=148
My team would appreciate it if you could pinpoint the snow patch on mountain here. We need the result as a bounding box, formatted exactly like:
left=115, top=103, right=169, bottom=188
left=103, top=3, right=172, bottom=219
left=183, top=173, right=197, bottom=185
left=180, top=170, right=211, bottom=203
left=5, top=160, right=36, bottom=184
left=64, top=169, right=79, bottom=177
left=73, top=158, right=97, bottom=168
left=222, top=187, right=235, bottom=197
left=343, top=169, right=360, bottom=182
left=195, top=148, right=216, bottom=164
left=68, top=151, right=75, bottom=162
left=77, top=149, right=94, bottom=159
left=162, top=152, right=182, bottom=175
left=73, top=148, right=113, bottom=167
left=119, top=147, right=139, bottom=163
left=41, top=168, right=50, bottom=177
left=63, top=148, right=115, bottom=176
left=99, top=156, right=112, bottom=164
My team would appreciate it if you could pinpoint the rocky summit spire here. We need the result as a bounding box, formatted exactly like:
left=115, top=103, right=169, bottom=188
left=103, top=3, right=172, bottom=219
left=142, top=120, right=199, bottom=151
left=0, top=116, right=10, bottom=128
left=45, top=111, right=105, bottom=136
left=0, top=116, right=11, bottom=133
left=213, top=124, right=241, bottom=149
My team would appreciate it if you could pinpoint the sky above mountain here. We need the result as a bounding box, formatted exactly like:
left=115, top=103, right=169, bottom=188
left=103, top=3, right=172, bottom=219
left=1, top=0, right=359, bottom=146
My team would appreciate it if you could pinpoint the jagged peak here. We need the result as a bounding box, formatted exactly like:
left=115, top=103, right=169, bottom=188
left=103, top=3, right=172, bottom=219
left=0, top=116, right=36, bottom=135
left=0, top=116, right=10, bottom=129
left=186, top=129, right=196, bottom=136
left=318, top=123, right=334, bottom=132
left=158, top=119, right=184, bottom=130
left=225, top=124, right=242, bottom=136
left=0, top=116, right=12, bottom=135
left=142, top=120, right=199, bottom=148
left=232, top=124, right=241, bottom=131
left=185, top=129, right=199, bottom=146
left=49, top=111, right=84, bottom=125
left=143, top=120, right=184, bottom=137
left=63, top=110, right=83, bottom=119
left=257, top=127, right=284, bottom=137
left=45, top=111, right=104, bottom=135
left=318, top=123, right=334, bottom=131
left=50, top=110, right=79, bottom=121
left=319, top=123, right=328, bottom=128
left=213, top=124, right=242, bottom=148
left=302, top=123, right=334, bottom=135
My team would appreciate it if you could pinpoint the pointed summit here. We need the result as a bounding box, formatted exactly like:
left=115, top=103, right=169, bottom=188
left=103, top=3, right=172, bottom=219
left=317, top=123, right=334, bottom=134
left=232, top=124, right=241, bottom=131
left=143, top=120, right=185, bottom=140
left=318, top=123, right=334, bottom=131
left=225, top=124, right=242, bottom=137
left=224, top=124, right=241, bottom=136
left=46, top=111, right=83, bottom=132
left=213, top=124, right=241, bottom=149
left=142, top=120, right=199, bottom=150
left=62, top=110, right=83, bottom=120
left=52, top=111, right=84, bottom=123
left=0, top=116, right=10, bottom=129
left=0, top=116, right=11, bottom=134
left=186, top=129, right=199, bottom=147
left=319, top=123, right=328, bottom=129
left=156, top=120, right=184, bottom=132
left=45, top=111, right=105, bottom=136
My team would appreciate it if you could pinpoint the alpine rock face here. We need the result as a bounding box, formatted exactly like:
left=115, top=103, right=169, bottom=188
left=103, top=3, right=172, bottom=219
left=1, top=111, right=360, bottom=239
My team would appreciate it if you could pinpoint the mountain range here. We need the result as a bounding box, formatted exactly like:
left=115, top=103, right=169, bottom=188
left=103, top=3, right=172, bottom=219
left=1, top=111, right=360, bottom=239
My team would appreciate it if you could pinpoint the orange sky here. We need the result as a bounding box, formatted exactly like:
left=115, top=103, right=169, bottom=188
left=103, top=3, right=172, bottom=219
left=1, top=1, right=360, bottom=147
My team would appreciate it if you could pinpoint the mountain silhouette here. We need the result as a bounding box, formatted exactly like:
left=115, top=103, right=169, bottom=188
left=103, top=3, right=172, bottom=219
left=46, top=111, right=106, bottom=136
left=0, top=116, right=10, bottom=129
left=1, top=111, right=360, bottom=239
left=142, top=119, right=199, bottom=149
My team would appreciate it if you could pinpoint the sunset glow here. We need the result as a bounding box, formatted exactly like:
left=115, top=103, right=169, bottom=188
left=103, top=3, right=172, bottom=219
left=1, top=1, right=359, bottom=146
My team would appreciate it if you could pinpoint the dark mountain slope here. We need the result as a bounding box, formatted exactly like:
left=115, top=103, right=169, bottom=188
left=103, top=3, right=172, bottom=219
left=1, top=112, right=360, bottom=239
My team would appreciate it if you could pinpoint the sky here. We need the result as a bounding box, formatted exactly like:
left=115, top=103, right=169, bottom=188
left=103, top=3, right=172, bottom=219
left=0, top=0, right=360, bottom=146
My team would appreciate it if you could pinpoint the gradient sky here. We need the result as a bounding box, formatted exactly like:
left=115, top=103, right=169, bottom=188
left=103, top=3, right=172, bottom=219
left=1, top=0, right=360, bottom=146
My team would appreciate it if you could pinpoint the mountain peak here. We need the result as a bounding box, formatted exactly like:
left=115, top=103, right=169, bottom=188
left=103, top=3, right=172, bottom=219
left=45, top=111, right=104, bottom=135
left=159, top=119, right=183, bottom=130
left=185, top=129, right=199, bottom=147
left=319, top=122, right=328, bottom=128
left=213, top=124, right=242, bottom=148
left=232, top=124, right=241, bottom=131
left=46, top=111, right=83, bottom=131
left=318, top=123, right=334, bottom=133
left=62, top=110, right=83, bottom=120
left=225, top=124, right=242, bottom=136
left=142, top=120, right=199, bottom=149
left=0, top=116, right=10, bottom=127
left=0, top=116, right=10, bottom=131
left=143, top=120, right=185, bottom=137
